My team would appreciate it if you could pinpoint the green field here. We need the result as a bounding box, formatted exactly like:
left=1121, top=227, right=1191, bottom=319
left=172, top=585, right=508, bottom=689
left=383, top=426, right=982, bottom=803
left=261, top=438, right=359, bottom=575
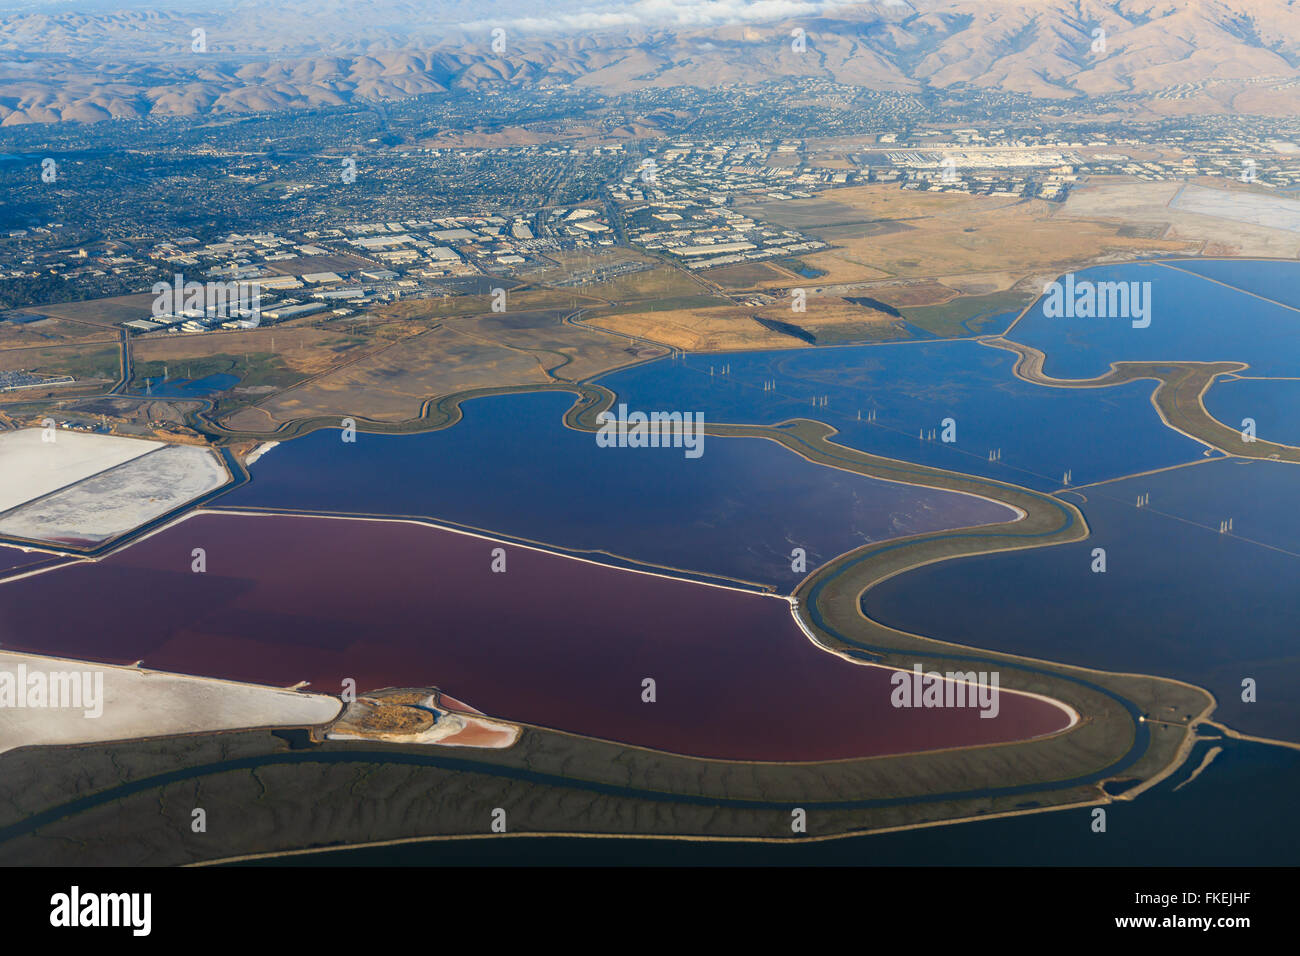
left=902, top=288, right=1038, bottom=337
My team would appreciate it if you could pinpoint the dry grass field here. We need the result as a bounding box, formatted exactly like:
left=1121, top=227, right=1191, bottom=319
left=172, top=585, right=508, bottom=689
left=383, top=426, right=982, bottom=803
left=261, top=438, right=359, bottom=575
left=529, top=249, right=708, bottom=303
left=0, top=342, right=120, bottom=382
left=381, top=287, right=605, bottom=321
left=221, top=309, right=659, bottom=431
left=582, top=297, right=906, bottom=351
left=737, top=184, right=1200, bottom=288
left=18, top=293, right=154, bottom=328
left=582, top=305, right=786, bottom=351
left=580, top=264, right=706, bottom=303
left=0, top=316, right=119, bottom=350
left=133, top=326, right=368, bottom=379
left=582, top=181, right=1252, bottom=349
left=700, top=259, right=806, bottom=290
left=802, top=187, right=1196, bottom=284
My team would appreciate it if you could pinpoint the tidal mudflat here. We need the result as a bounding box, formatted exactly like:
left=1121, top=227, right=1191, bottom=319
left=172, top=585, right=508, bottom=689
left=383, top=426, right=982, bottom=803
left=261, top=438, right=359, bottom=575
left=0, top=512, right=1071, bottom=762
left=288, top=736, right=1300, bottom=867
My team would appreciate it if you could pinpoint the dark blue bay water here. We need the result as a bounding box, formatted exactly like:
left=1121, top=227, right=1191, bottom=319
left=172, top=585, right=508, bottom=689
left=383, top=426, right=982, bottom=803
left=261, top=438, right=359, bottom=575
left=1204, top=376, right=1300, bottom=447
left=597, top=338, right=1209, bottom=491
left=1008, top=260, right=1300, bottom=379
left=245, top=737, right=1298, bottom=866
left=1164, top=257, right=1300, bottom=312
left=221, top=390, right=1012, bottom=590
left=862, top=457, right=1300, bottom=741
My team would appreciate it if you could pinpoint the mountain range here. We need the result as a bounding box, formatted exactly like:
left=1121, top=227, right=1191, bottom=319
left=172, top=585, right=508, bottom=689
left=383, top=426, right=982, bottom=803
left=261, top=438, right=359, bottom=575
left=1, top=0, right=1298, bottom=125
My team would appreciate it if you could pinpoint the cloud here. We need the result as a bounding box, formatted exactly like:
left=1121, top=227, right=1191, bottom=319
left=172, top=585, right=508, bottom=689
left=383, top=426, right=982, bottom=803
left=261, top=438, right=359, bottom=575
left=459, top=0, right=890, bottom=35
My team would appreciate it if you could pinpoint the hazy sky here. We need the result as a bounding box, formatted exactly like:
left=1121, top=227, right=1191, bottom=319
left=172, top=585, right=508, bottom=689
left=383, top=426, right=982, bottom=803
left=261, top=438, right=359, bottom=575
left=0, top=0, right=897, bottom=29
